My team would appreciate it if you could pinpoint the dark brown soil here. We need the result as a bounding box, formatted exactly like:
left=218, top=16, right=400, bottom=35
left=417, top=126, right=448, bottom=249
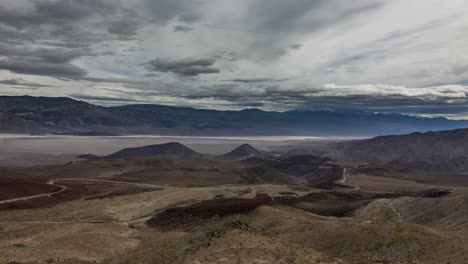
left=0, top=179, right=58, bottom=200
left=279, top=189, right=450, bottom=217
left=147, top=188, right=453, bottom=229
left=0, top=181, right=157, bottom=210
left=416, top=189, right=451, bottom=198
left=278, top=191, right=298, bottom=196
left=147, top=194, right=273, bottom=230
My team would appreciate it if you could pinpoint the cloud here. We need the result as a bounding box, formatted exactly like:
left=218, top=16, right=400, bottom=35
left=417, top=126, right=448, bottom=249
left=69, top=94, right=141, bottom=103
left=289, top=44, right=303, bottom=50
left=0, top=0, right=116, bottom=30
left=1, top=0, right=468, bottom=119
left=0, top=59, right=87, bottom=79
left=0, top=44, right=90, bottom=79
left=226, top=78, right=287, bottom=83
left=143, top=57, right=220, bottom=76
left=0, top=78, right=53, bottom=88
left=240, top=0, right=385, bottom=60
left=67, top=77, right=468, bottom=117
left=172, top=25, right=193, bottom=32
left=0, top=0, right=133, bottom=80
left=140, top=0, right=202, bottom=25
left=108, top=10, right=141, bottom=39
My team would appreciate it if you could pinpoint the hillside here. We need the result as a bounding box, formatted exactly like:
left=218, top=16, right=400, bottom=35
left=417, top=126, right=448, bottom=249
left=105, top=142, right=203, bottom=160
left=326, top=128, right=468, bottom=171
left=1, top=95, right=468, bottom=136
left=216, top=144, right=265, bottom=161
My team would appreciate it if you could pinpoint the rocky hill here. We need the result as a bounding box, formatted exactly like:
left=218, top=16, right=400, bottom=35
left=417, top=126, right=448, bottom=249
left=216, top=144, right=268, bottom=161
left=105, top=142, right=203, bottom=160
left=326, top=128, right=468, bottom=171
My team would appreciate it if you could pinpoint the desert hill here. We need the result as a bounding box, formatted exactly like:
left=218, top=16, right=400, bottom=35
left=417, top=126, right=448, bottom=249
left=326, top=128, right=468, bottom=171
left=215, top=144, right=273, bottom=161
left=105, top=142, right=203, bottom=160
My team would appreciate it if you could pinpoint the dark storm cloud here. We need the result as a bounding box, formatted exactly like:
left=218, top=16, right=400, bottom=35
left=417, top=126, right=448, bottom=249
left=0, top=0, right=115, bottom=29
left=108, top=10, right=141, bottom=39
left=83, top=77, right=155, bottom=84
left=0, top=44, right=92, bottom=79
left=173, top=25, right=193, bottom=32
left=35, top=48, right=87, bottom=64
left=247, top=0, right=384, bottom=33
left=227, top=78, right=287, bottom=83
left=108, top=20, right=140, bottom=39
left=0, top=59, right=87, bottom=79
left=144, top=58, right=220, bottom=76
left=141, top=0, right=202, bottom=25
left=74, top=74, right=468, bottom=117
left=129, top=82, right=468, bottom=116
left=243, top=0, right=385, bottom=60
left=289, top=44, right=303, bottom=50
left=0, top=45, right=86, bottom=63
left=35, top=0, right=115, bottom=21
left=0, top=0, right=140, bottom=80
left=0, top=78, right=52, bottom=88
left=0, top=5, right=45, bottom=29
left=0, top=25, right=36, bottom=45
left=1, top=0, right=467, bottom=119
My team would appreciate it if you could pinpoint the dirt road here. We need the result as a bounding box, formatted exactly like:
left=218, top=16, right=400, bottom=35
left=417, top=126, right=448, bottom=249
left=0, top=181, right=67, bottom=205
left=335, top=168, right=359, bottom=190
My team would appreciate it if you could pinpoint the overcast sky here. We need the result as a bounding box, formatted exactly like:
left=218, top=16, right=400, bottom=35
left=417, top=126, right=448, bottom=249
left=1, top=0, right=468, bottom=118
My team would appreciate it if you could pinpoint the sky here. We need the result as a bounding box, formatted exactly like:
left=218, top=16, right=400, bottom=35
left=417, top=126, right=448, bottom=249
left=0, top=0, right=468, bottom=118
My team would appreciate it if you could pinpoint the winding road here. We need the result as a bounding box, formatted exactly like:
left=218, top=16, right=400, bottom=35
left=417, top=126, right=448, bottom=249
left=0, top=181, right=67, bottom=205
left=336, top=168, right=403, bottom=222
left=335, top=168, right=359, bottom=190
left=0, top=178, right=169, bottom=205
left=1, top=170, right=405, bottom=225
left=0, top=177, right=292, bottom=206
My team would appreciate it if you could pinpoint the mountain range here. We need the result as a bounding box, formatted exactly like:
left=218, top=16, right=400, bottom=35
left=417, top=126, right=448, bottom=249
left=326, top=128, right=468, bottom=171
left=1, top=95, right=468, bottom=136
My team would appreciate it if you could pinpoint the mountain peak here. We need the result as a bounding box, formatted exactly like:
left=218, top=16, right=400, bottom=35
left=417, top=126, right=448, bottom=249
left=236, top=144, right=260, bottom=152
left=105, top=142, right=203, bottom=160
left=216, top=144, right=262, bottom=161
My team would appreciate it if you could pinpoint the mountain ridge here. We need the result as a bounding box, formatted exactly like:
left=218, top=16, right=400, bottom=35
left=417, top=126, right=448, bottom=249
left=1, top=95, right=467, bottom=136
left=326, top=128, right=468, bottom=171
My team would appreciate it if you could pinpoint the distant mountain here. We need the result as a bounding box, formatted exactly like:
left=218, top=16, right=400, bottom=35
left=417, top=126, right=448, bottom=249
left=216, top=144, right=270, bottom=161
left=326, top=128, right=468, bottom=171
left=0, top=96, right=124, bottom=134
left=76, top=154, right=100, bottom=160
left=1, top=95, right=468, bottom=136
left=105, top=142, right=203, bottom=160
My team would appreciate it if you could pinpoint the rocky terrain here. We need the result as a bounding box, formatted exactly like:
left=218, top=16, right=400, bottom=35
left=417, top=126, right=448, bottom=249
left=1, top=139, right=468, bottom=263
left=326, top=128, right=468, bottom=171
